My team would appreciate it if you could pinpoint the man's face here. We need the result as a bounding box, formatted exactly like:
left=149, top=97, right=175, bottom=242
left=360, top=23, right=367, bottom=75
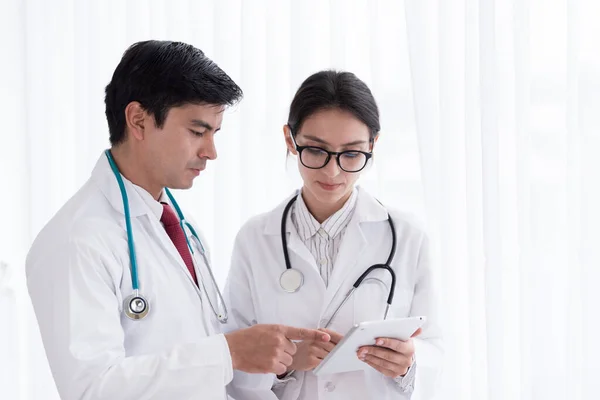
left=141, top=103, right=225, bottom=191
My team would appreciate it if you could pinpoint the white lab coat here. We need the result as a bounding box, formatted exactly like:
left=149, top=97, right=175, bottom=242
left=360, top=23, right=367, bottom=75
left=224, top=188, right=443, bottom=400
left=26, top=153, right=233, bottom=400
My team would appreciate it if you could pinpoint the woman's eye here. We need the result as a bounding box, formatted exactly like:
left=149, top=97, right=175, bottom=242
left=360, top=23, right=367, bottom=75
left=307, top=148, right=326, bottom=156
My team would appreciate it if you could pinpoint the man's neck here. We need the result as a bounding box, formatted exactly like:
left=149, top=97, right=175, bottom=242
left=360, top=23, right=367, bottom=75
left=110, top=146, right=162, bottom=201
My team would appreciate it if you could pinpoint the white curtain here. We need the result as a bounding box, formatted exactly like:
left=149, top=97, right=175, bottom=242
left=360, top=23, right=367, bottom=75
left=405, top=1, right=600, bottom=399
left=0, top=1, right=598, bottom=399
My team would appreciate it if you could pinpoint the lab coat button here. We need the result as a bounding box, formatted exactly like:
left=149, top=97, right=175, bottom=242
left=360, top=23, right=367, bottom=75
left=324, top=381, right=336, bottom=392
left=319, top=258, right=327, bottom=266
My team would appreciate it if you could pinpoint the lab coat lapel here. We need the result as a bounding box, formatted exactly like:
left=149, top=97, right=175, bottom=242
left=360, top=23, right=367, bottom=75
left=321, top=219, right=367, bottom=310
left=93, top=152, right=147, bottom=218
left=321, top=188, right=388, bottom=315
left=283, top=211, right=327, bottom=294
left=92, top=152, right=199, bottom=289
left=265, top=193, right=327, bottom=293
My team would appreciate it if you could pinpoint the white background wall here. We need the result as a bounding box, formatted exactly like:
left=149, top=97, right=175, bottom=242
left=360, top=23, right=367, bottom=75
left=1, top=0, right=599, bottom=399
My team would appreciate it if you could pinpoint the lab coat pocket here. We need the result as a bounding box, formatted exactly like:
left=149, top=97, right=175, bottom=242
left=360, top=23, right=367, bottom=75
left=389, top=285, right=414, bottom=318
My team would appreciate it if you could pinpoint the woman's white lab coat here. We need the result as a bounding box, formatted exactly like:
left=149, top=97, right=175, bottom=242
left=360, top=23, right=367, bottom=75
left=26, top=153, right=233, bottom=400
left=224, top=188, right=443, bottom=400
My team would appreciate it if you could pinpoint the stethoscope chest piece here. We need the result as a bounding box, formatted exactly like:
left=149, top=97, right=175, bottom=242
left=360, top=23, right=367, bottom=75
left=124, top=294, right=150, bottom=320
left=280, top=268, right=304, bottom=293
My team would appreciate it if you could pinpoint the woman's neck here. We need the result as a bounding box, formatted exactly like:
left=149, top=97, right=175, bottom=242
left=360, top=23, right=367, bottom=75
left=301, top=186, right=353, bottom=224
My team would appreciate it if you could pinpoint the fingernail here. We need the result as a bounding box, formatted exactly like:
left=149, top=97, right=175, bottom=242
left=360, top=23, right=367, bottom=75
left=376, top=339, right=384, bottom=346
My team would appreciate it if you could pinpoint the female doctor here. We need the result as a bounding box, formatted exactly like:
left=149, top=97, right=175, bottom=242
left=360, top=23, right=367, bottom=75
left=224, top=70, right=443, bottom=400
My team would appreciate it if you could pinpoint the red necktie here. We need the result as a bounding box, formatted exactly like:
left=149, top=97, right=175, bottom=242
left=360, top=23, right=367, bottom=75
left=160, top=202, right=198, bottom=285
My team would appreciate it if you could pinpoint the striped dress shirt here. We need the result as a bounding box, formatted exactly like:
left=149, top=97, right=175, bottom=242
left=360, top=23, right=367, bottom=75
left=291, top=188, right=358, bottom=286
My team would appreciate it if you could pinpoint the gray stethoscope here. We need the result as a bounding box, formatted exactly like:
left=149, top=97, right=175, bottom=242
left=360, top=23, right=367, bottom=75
left=105, top=150, right=228, bottom=323
left=279, top=196, right=398, bottom=327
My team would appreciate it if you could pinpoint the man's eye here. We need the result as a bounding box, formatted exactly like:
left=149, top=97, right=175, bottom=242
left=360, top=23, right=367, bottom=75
left=190, top=129, right=205, bottom=137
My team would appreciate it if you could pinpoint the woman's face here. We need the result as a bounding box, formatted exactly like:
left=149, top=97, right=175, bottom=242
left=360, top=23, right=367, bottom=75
left=284, top=108, right=375, bottom=207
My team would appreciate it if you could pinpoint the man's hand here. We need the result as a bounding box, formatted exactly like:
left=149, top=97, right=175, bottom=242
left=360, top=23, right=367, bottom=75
left=357, top=328, right=422, bottom=378
left=225, top=325, right=331, bottom=375
left=286, top=328, right=343, bottom=372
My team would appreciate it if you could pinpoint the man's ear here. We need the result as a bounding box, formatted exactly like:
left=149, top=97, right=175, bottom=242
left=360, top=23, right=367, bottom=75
left=124, top=101, right=147, bottom=141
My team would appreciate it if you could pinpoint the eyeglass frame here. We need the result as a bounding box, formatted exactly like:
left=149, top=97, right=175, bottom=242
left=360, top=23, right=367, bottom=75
left=288, top=128, right=374, bottom=173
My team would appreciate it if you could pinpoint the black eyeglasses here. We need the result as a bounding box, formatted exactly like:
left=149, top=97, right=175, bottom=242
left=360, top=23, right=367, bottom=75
left=292, top=137, right=373, bottom=172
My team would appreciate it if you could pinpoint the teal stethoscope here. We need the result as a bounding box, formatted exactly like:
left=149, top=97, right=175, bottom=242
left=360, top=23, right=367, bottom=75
left=105, top=150, right=228, bottom=323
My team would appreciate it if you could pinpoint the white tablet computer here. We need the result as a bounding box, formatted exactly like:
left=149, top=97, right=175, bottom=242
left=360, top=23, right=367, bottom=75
left=313, top=316, right=426, bottom=376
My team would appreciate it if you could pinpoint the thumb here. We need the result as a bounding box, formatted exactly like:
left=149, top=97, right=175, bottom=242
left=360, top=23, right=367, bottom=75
left=410, top=328, right=422, bottom=338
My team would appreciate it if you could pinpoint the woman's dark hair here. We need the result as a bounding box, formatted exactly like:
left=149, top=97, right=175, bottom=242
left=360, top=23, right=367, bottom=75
left=287, top=70, right=380, bottom=141
left=105, top=40, right=243, bottom=146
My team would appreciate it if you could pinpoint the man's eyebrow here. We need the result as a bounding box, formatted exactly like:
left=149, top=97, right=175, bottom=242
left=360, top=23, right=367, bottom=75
left=190, top=119, right=213, bottom=130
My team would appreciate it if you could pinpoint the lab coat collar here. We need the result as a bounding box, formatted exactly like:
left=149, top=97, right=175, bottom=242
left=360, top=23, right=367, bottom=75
left=263, top=186, right=388, bottom=236
left=134, top=185, right=169, bottom=221
left=91, top=151, right=157, bottom=218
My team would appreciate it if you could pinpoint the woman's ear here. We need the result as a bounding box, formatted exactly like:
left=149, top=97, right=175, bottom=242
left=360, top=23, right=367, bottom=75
left=369, top=133, right=380, bottom=152
left=283, top=124, right=298, bottom=155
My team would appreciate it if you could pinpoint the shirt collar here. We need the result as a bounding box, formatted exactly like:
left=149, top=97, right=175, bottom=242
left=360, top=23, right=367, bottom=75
left=294, top=188, right=358, bottom=240
left=132, top=184, right=169, bottom=221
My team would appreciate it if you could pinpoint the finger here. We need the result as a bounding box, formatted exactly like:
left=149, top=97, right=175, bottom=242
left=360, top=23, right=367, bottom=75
left=273, top=362, right=287, bottom=376
left=320, top=328, right=344, bottom=344
left=373, top=337, right=414, bottom=355
left=316, top=340, right=336, bottom=353
left=280, top=351, right=294, bottom=367
left=363, top=359, right=398, bottom=378
left=281, top=338, right=297, bottom=356
left=311, top=356, right=323, bottom=368
left=360, top=349, right=412, bottom=376
left=362, top=353, right=400, bottom=372
left=357, top=346, right=404, bottom=364
left=411, top=328, right=422, bottom=338
left=311, top=345, right=329, bottom=360
left=282, top=326, right=330, bottom=342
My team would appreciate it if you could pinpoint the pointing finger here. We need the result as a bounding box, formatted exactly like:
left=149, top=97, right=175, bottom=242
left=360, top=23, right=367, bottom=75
left=282, top=326, right=330, bottom=342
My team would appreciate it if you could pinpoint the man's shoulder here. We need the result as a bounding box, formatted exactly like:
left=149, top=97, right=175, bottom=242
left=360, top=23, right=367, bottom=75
left=27, top=180, right=121, bottom=262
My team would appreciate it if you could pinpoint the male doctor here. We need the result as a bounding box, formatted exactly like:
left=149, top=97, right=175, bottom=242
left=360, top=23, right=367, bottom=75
left=26, top=40, right=329, bottom=400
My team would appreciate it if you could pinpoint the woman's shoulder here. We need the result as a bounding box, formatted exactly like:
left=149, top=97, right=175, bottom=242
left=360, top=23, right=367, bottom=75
left=386, top=207, right=429, bottom=237
left=236, top=210, right=271, bottom=237
left=358, top=187, right=429, bottom=239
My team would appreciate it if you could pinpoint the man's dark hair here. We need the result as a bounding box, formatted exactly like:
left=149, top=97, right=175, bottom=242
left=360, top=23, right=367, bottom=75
left=105, top=40, right=243, bottom=145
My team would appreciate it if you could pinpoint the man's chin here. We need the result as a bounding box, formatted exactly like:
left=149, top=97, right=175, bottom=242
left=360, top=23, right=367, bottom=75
left=168, top=180, right=195, bottom=191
